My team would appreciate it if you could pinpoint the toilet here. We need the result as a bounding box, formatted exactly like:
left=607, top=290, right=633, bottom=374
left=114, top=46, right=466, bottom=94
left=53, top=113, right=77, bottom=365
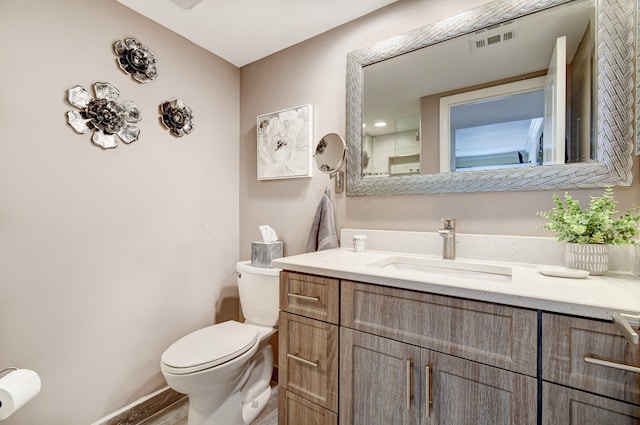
left=160, top=261, right=280, bottom=425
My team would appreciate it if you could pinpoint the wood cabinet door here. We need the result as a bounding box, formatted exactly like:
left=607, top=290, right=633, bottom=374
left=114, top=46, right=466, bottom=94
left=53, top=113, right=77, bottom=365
left=422, top=350, right=538, bottom=425
left=542, top=382, right=640, bottom=424
left=340, top=328, right=422, bottom=425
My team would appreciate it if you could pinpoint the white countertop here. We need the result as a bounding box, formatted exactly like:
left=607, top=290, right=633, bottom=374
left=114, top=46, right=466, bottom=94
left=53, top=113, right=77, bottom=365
left=272, top=248, right=640, bottom=321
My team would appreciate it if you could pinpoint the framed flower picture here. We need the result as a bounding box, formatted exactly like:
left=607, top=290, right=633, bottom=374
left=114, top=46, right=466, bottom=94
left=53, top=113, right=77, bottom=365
left=257, top=104, right=313, bottom=180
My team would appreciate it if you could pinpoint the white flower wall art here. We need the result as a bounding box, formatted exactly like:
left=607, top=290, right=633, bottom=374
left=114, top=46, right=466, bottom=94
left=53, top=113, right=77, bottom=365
left=256, top=105, right=313, bottom=180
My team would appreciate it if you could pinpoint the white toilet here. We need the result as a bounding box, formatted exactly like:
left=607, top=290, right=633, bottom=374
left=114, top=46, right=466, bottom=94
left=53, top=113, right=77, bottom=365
left=160, top=261, right=280, bottom=425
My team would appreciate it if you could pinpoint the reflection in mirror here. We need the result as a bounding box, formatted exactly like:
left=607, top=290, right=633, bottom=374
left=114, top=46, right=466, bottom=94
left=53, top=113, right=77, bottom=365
left=347, top=0, right=635, bottom=195
left=362, top=0, right=593, bottom=178
left=440, top=76, right=547, bottom=172
left=316, top=133, right=347, bottom=173
left=315, top=133, right=347, bottom=193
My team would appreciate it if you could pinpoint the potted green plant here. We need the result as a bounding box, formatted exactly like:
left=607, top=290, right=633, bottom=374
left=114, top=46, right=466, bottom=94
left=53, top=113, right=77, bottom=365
left=537, top=188, right=640, bottom=275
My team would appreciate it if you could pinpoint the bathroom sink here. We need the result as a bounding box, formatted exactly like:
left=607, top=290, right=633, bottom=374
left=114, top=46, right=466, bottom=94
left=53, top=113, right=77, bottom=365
left=368, top=256, right=512, bottom=283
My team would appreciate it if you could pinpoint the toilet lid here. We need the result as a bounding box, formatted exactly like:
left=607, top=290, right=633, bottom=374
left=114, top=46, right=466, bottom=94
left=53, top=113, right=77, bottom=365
left=161, top=321, right=259, bottom=374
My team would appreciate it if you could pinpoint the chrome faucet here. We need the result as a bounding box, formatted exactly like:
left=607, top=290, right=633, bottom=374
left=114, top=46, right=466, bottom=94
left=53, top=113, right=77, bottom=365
left=438, top=218, right=456, bottom=260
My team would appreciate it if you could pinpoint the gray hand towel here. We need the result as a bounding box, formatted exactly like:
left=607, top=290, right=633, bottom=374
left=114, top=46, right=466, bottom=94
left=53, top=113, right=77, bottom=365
left=305, top=194, right=339, bottom=252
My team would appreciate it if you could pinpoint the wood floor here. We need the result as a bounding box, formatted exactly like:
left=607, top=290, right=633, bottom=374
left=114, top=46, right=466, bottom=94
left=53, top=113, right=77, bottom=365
left=139, top=386, right=278, bottom=425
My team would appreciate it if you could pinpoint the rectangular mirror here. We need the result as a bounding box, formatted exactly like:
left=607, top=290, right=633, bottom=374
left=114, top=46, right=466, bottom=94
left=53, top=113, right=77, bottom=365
left=347, top=0, right=635, bottom=195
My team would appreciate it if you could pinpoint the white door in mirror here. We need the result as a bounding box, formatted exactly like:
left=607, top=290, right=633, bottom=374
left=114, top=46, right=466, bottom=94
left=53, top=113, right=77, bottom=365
left=543, top=36, right=566, bottom=165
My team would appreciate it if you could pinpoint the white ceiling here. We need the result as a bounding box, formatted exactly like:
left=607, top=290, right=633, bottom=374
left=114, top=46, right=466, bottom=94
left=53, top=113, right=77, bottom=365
left=114, top=0, right=399, bottom=67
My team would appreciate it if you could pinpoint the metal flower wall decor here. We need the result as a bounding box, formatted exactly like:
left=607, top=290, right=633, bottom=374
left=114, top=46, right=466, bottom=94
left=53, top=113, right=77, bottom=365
left=114, top=38, right=158, bottom=83
left=159, top=99, right=194, bottom=137
left=66, top=82, right=141, bottom=149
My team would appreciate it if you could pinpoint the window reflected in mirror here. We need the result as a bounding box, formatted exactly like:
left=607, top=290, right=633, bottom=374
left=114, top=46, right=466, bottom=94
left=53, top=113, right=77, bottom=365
left=448, top=94, right=544, bottom=171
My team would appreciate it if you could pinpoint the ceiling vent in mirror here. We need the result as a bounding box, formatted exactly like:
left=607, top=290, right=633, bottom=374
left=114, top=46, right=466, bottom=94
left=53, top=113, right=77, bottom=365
left=470, top=21, right=518, bottom=51
left=169, top=0, right=204, bottom=10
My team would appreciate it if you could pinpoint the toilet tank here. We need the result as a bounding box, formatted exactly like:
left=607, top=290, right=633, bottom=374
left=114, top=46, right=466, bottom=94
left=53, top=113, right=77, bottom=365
left=236, top=261, right=281, bottom=327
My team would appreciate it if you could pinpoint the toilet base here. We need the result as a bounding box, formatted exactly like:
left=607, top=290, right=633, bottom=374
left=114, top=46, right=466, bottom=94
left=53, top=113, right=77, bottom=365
left=241, top=384, right=273, bottom=424
left=185, top=345, right=274, bottom=425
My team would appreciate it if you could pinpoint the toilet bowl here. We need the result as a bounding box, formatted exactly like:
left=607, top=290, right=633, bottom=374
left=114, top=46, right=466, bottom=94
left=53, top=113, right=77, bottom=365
left=160, top=261, right=280, bottom=425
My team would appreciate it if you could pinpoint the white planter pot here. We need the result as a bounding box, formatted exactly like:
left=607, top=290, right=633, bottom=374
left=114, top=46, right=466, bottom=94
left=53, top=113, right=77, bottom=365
left=565, top=243, right=609, bottom=275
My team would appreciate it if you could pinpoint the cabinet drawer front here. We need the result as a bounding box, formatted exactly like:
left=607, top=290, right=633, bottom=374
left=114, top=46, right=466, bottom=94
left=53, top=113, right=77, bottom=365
left=542, top=382, right=640, bottom=424
left=542, top=313, right=640, bottom=405
left=341, top=280, right=537, bottom=375
left=280, top=271, right=339, bottom=323
left=278, top=388, right=338, bottom=425
left=279, top=312, right=338, bottom=412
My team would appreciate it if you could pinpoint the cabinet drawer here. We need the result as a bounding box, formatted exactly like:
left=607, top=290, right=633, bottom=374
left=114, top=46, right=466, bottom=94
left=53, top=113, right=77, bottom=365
left=542, top=313, right=640, bottom=405
left=278, top=388, right=337, bottom=425
left=542, top=382, right=640, bottom=424
left=280, top=271, right=339, bottom=324
left=279, top=312, right=338, bottom=412
left=341, top=280, right=537, bottom=376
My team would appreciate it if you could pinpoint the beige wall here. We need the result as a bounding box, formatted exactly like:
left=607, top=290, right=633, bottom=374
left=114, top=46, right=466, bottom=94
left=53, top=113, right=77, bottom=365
left=1, top=0, right=638, bottom=424
left=240, top=0, right=640, bottom=258
left=0, top=1, right=239, bottom=424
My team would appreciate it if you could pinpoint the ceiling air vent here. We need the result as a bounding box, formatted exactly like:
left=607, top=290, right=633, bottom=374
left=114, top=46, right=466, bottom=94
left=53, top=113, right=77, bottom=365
left=470, top=21, right=518, bottom=51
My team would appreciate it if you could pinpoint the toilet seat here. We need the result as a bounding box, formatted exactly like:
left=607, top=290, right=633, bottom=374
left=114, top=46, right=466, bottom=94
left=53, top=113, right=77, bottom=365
left=161, top=321, right=259, bottom=375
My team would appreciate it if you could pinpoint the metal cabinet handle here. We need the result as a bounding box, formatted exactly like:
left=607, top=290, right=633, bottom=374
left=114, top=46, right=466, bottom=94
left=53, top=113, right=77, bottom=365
left=406, top=360, right=412, bottom=411
left=287, top=293, right=320, bottom=302
left=424, top=365, right=431, bottom=418
left=584, top=356, right=640, bottom=374
left=613, top=313, right=639, bottom=345
left=287, top=353, right=319, bottom=368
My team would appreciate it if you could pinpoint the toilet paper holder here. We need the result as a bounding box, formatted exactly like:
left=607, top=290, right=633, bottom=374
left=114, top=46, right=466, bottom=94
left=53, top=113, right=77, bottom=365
left=0, top=367, right=42, bottom=421
left=0, top=368, right=18, bottom=378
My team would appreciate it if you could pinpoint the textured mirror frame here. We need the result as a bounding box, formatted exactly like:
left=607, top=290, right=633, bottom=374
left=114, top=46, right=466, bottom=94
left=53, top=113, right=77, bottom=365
left=346, top=0, right=636, bottom=196
left=637, top=0, right=640, bottom=156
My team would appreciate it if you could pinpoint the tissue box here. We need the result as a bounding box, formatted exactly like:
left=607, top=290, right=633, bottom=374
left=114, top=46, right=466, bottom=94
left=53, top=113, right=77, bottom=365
left=251, top=241, right=283, bottom=268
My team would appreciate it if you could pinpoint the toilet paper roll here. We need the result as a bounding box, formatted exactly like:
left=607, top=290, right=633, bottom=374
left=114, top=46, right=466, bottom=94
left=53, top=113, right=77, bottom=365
left=0, top=369, right=41, bottom=420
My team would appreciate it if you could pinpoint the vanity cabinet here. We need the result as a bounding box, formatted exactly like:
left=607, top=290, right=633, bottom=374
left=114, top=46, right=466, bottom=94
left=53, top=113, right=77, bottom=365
left=278, top=271, right=639, bottom=424
left=541, top=313, right=640, bottom=423
left=340, top=281, right=538, bottom=425
left=278, top=272, right=339, bottom=425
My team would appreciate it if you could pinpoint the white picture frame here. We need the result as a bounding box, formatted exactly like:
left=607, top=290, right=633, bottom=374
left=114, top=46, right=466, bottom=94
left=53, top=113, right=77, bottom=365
left=257, top=104, right=313, bottom=180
